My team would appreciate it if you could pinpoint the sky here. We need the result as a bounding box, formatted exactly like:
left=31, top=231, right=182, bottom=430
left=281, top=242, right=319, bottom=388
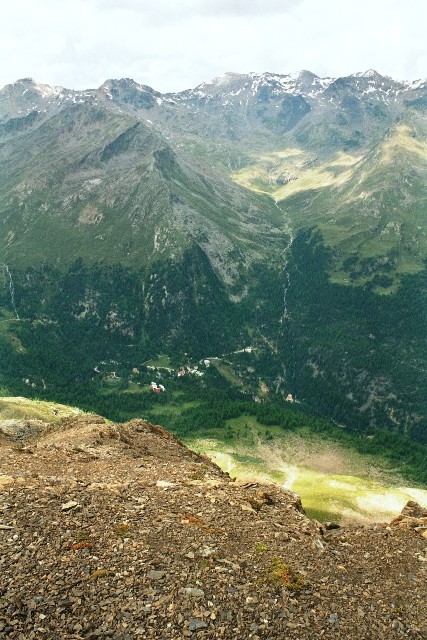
left=1, top=0, right=426, bottom=92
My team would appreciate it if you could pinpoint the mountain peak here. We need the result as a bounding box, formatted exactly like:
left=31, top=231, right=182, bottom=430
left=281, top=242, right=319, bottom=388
left=0, top=78, right=66, bottom=118
left=15, top=77, right=36, bottom=84
left=210, top=71, right=246, bottom=86
left=289, top=70, right=319, bottom=80
left=100, top=77, right=160, bottom=97
left=350, top=69, right=394, bottom=82
left=353, top=69, right=380, bottom=77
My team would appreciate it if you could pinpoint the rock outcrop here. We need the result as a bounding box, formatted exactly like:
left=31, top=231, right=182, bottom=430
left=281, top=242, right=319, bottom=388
left=391, top=500, right=427, bottom=538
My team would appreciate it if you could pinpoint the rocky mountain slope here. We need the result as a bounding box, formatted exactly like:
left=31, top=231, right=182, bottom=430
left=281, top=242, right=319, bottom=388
left=0, top=100, right=283, bottom=277
left=1, top=414, right=427, bottom=639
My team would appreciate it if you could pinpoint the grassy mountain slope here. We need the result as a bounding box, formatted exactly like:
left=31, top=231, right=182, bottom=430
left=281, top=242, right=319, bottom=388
left=0, top=395, right=82, bottom=423
left=0, top=103, right=285, bottom=279
left=233, top=110, right=427, bottom=289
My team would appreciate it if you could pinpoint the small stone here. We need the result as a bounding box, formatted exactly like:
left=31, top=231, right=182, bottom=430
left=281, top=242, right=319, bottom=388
left=324, top=522, right=341, bottom=530
left=241, top=504, right=255, bottom=512
left=329, top=613, right=339, bottom=628
left=61, top=501, right=79, bottom=511
left=188, top=618, right=208, bottom=632
left=392, top=619, right=405, bottom=632
left=156, top=480, right=175, bottom=488
left=147, top=570, right=167, bottom=580
left=179, top=587, right=205, bottom=598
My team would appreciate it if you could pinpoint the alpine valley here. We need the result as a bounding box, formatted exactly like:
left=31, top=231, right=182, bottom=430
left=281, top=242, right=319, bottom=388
left=0, top=69, right=427, bottom=488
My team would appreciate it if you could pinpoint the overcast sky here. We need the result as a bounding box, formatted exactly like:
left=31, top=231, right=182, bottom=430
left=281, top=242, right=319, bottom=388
left=1, top=0, right=426, bottom=92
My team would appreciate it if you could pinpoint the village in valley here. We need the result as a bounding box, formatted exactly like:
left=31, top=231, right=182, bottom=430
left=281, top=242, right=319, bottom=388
left=88, top=347, right=297, bottom=405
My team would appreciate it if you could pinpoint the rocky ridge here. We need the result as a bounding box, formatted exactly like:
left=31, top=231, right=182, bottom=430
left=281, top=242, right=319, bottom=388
left=1, top=415, right=427, bottom=639
left=1, top=71, right=426, bottom=121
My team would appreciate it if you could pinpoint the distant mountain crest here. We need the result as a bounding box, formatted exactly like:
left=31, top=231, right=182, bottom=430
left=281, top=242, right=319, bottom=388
left=1, top=69, right=426, bottom=123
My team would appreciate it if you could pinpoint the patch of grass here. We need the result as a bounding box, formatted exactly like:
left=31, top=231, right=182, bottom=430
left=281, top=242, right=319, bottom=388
left=90, top=569, right=115, bottom=580
left=198, top=558, right=210, bottom=570
left=150, top=401, right=202, bottom=416
left=75, top=530, right=91, bottom=543
left=189, top=463, right=209, bottom=480
left=0, top=396, right=81, bottom=422
left=269, top=558, right=309, bottom=591
left=232, top=149, right=361, bottom=202
left=210, top=359, right=244, bottom=388
left=114, top=522, right=132, bottom=539
left=143, top=354, right=171, bottom=369
left=380, top=124, right=427, bottom=163
left=0, top=317, right=26, bottom=352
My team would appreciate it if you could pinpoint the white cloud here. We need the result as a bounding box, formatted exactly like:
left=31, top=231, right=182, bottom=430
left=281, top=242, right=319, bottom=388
left=92, top=0, right=301, bottom=20
left=0, top=0, right=426, bottom=92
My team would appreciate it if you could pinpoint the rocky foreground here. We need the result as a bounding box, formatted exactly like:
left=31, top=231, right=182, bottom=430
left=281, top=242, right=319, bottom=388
left=1, top=415, right=426, bottom=640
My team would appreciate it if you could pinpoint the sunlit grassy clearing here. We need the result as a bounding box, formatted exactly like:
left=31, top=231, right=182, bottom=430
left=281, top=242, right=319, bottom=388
left=143, top=354, right=171, bottom=368
left=0, top=396, right=81, bottom=422
left=275, top=166, right=354, bottom=200
left=186, top=416, right=427, bottom=524
left=380, top=125, right=427, bottom=164
left=210, top=359, right=244, bottom=387
left=231, top=149, right=363, bottom=200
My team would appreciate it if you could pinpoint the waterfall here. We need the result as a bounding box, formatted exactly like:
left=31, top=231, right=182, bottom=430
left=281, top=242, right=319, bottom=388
left=3, top=264, right=20, bottom=320
left=274, top=199, right=294, bottom=325
left=274, top=200, right=297, bottom=398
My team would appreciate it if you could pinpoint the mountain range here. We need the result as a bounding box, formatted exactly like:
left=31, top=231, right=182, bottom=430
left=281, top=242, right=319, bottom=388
left=0, top=70, right=426, bottom=443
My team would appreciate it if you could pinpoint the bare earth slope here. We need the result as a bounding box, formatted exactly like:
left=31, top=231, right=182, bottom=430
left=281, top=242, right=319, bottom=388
left=1, top=416, right=426, bottom=639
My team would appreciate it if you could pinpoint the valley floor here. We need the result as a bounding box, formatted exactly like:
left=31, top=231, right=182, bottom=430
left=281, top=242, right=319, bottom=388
left=187, top=422, right=427, bottom=524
